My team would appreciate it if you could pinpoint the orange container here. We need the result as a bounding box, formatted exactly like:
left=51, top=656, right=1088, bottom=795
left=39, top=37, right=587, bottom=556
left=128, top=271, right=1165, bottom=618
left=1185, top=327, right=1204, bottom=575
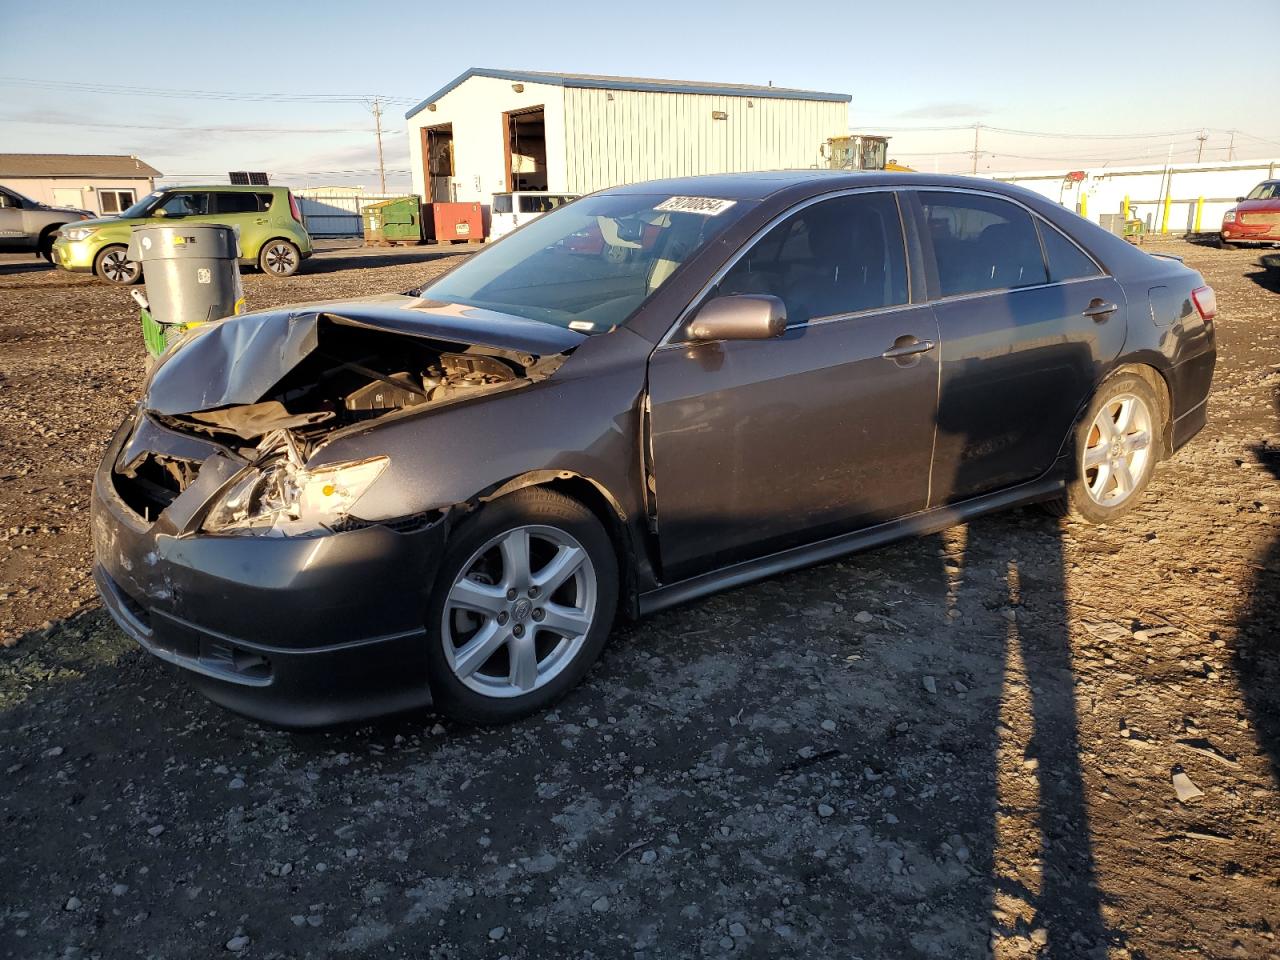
left=432, top=202, right=486, bottom=244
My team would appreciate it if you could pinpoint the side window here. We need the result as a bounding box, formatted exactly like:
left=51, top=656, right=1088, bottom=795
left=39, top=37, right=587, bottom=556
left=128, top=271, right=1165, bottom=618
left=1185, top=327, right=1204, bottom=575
left=157, top=192, right=211, bottom=217
left=215, top=193, right=261, bottom=214
left=0, top=191, right=18, bottom=209
left=492, top=194, right=513, bottom=214
left=716, top=192, right=909, bottom=325
left=919, top=191, right=1048, bottom=297
left=257, top=193, right=274, bottom=211
left=1038, top=220, right=1101, bottom=282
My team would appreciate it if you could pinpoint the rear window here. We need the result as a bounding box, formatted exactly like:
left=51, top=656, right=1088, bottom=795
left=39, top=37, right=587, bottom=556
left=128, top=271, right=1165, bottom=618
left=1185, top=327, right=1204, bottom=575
left=517, top=194, right=574, bottom=213
left=1038, top=221, right=1101, bottom=282
left=920, top=191, right=1048, bottom=297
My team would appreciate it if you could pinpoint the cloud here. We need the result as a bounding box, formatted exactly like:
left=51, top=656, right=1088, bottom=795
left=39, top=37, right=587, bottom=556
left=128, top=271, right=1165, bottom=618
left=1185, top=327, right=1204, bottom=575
left=894, top=101, right=990, bottom=121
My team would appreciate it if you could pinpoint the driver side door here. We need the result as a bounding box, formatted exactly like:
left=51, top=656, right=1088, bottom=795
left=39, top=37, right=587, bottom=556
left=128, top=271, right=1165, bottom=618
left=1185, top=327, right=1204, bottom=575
left=0, top=189, right=32, bottom=250
left=646, top=190, right=941, bottom=581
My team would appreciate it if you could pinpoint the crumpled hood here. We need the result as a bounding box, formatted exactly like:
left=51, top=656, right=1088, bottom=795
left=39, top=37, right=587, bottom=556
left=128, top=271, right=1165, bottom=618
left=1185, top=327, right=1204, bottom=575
left=144, top=294, right=586, bottom=416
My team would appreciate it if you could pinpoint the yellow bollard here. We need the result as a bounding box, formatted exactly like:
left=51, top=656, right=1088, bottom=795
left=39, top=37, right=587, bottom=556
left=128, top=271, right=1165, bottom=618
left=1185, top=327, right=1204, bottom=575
left=1194, top=196, right=1204, bottom=233
left=1080, top=191, right=1088, bottom=220
left=1122, top=195, right=1130, bottom=219
left=1161, top=192, right=1171, bottom=234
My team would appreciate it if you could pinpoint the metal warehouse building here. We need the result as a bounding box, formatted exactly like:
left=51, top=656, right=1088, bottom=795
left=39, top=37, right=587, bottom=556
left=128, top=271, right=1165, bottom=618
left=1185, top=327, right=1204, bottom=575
left=406, top=68, right=850, bottom=205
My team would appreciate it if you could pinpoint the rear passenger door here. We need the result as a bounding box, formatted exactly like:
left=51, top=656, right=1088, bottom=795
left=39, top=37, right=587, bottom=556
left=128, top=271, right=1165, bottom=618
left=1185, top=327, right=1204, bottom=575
left=914, top=190, right=1126, bottom=503
left=213, top=192, right=271, bottom=253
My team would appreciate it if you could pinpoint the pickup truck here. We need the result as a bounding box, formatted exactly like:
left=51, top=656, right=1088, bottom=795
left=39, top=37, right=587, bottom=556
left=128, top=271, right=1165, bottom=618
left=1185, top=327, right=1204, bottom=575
left=0, top=185, right=91, bottom=260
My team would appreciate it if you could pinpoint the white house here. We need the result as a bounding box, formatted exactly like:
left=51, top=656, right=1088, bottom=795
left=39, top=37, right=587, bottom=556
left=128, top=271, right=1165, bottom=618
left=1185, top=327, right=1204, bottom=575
left=405, top=68, right=851, bottom=205
left=0, top=154, right=161, bottom=216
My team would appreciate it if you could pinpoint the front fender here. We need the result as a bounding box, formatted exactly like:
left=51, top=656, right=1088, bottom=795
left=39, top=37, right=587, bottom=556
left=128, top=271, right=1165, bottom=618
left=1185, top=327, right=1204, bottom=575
left=310, top=329, right=652, bottom=528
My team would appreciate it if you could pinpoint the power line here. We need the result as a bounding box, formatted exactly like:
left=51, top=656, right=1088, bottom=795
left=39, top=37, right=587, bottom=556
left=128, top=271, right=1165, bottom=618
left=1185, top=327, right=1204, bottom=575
left=0, top=114, right=403, bottom=135
left=0, top=76, right=418, bottom=105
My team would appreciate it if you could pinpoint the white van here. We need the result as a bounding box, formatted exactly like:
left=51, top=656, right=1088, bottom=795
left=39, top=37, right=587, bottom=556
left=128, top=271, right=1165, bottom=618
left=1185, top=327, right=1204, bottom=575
left=490, top=191, right=579, bottom=241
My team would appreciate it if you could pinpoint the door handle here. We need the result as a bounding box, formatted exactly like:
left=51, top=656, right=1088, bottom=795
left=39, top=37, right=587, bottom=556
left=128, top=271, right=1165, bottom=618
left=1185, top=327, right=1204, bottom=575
left=1083, top=299, right=1118, bottom=321
left=882, top=337, right=937, bottom=360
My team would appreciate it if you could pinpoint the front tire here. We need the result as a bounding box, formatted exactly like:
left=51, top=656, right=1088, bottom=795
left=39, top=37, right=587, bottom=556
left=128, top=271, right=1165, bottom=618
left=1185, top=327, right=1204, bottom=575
left=1050, top=374, right=1162, bottom=524
left=425, top=488, right=619, bottom=724
left=1218, top=236, right=1238, bottom=250
left=258, top=239, right=301, bottom=278
left=94, top=245, right=142, bottom=285
left=38, top=230, right=57, bottom=263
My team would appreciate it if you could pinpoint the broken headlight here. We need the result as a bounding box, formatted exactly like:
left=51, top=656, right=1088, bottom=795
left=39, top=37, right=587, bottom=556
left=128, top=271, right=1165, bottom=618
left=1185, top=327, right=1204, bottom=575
left=202, top=456, right=389, bottom=536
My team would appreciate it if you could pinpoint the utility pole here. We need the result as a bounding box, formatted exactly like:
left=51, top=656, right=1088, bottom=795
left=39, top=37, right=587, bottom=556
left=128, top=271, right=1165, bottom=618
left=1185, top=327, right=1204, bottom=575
left=370, top=97, right=387, bottom=195
left=1195, top=128, right=1208, bottom=163
left=1227, top=130, right=1236, bottom=161
left=971, top=123, right=981, bottom=174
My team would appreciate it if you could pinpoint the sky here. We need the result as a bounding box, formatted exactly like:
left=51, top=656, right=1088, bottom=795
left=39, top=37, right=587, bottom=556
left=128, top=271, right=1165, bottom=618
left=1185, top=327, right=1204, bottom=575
left=3, top=0, right=1278, bottom=193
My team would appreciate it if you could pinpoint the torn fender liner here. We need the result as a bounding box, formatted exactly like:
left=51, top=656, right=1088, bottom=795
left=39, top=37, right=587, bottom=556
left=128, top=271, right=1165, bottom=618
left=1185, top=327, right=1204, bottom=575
left=144, top=296, right=586, bottom=417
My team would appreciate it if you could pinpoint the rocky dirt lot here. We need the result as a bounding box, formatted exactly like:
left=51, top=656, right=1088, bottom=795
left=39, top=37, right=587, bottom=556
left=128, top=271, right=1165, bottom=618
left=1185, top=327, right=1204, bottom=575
left=0, top=242, right=1277, bottom=960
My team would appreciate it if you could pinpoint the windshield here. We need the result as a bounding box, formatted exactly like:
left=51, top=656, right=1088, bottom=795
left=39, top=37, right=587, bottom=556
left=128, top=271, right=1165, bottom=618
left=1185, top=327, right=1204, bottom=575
left=1246, top=182, right=1280, bottom=201
left=418, top=193, right=753, bottom=332
left=3, top=187, right=38, bottom=207
left=119, top=190, right=164, bottom=218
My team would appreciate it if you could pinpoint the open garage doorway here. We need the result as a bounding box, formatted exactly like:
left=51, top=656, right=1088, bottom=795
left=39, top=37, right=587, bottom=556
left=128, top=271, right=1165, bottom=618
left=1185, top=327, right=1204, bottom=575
left=502, top=106, right=548, bottom=192
left=423, top=123, right=455, bottom=202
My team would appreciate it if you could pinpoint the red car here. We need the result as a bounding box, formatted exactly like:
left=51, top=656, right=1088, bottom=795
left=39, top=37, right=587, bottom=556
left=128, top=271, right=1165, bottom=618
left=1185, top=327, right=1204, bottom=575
left=1220, top=180, right=1280, bottom=248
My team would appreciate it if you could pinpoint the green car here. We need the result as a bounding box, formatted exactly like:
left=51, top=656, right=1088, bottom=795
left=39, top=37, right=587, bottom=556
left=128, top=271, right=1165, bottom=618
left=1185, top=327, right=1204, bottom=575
left=52, top=184, right=313, bottom=285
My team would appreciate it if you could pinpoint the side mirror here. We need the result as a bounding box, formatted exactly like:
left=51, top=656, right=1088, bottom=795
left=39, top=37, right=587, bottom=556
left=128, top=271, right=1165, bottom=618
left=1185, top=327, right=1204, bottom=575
left=1236, top=196, right=1245, bottom=203
left=687, top=294, right=787, bottom=342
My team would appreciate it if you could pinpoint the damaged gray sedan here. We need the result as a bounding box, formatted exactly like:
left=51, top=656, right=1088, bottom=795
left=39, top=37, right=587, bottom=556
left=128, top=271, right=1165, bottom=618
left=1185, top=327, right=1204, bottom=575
left=92, top=172, right=1217, bottom=725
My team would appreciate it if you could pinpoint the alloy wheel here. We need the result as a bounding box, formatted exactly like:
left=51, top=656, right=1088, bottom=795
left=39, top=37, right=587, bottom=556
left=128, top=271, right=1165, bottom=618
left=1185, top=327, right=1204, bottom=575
left=100, top=250, right=139, bottom=283
left=1082, top=393, right=1153, bottom=508
left=262, top=242, right=298, bottom=275
left=441, top=524, right=597, bottom=699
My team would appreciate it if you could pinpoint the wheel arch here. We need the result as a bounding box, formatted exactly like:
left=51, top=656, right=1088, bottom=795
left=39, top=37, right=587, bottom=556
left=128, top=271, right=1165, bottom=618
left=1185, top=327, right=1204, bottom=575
left=470, top=469, right=646, bottom=619
left=37, top=222, right=68, bottom=244
left=1106, top=360, right=1174, bottom=459
left=1057, top=359, right=1175, bottom=465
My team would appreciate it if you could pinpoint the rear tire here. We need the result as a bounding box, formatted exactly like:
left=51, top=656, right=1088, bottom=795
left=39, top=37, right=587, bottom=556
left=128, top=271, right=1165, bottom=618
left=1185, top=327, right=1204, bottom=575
left=1048, top=374, right=1162, bottom=524
left=94, top=245, right=141, bottom=285
left=258, top=239, right=301, bottom=278
left=424, top=488, right=619, bottom=725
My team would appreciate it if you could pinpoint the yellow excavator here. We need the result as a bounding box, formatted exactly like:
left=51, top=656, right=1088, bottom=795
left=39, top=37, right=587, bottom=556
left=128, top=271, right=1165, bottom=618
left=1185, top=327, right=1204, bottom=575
left=823, top=134, right=915, bottom=172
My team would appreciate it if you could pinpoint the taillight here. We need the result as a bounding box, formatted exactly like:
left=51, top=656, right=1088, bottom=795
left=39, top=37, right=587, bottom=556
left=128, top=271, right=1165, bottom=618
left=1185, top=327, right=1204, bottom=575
left=1191, top=285, right=1217, bottom=321
left=288, top=191, right=303, bottom=223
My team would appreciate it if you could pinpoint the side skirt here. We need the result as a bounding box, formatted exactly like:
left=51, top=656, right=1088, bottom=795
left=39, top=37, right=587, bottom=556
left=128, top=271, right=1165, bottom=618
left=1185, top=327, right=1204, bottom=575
left=637, top=476, right=1065, bottom=616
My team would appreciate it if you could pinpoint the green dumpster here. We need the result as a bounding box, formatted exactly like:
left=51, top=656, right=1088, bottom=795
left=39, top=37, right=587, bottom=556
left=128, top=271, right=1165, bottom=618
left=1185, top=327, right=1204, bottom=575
left=363, top=195, right=424, bottom=245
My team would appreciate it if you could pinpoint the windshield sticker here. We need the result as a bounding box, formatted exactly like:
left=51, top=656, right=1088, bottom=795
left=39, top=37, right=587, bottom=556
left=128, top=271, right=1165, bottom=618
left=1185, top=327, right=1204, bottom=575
left=654, top=196, right=737, bottom=216
left=568, top=320, right=595, bottom=331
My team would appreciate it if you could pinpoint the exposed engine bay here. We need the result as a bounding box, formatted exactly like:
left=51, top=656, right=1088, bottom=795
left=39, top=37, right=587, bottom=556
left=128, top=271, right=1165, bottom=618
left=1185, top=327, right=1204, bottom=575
left=111, top=311, right=573, bottom=528
left=158, top=320, right=550, bottom=447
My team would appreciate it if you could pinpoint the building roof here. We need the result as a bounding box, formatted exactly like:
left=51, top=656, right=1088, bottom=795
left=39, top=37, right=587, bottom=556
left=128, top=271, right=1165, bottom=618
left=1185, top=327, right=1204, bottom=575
left=0, top=153, right=162, bottom=179
left=405, top=67, right=850, bottom=119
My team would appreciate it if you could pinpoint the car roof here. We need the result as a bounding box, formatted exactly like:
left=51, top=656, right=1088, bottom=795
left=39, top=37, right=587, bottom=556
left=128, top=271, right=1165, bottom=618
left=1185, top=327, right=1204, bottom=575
left=598, top=170, right=1041, bottom=202
left=156, top=184, right=287, bottom=193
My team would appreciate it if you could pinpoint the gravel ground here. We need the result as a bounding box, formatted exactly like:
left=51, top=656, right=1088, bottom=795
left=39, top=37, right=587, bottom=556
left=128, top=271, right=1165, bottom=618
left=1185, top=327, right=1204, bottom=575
left=0, top=241, right=1277, bottom=960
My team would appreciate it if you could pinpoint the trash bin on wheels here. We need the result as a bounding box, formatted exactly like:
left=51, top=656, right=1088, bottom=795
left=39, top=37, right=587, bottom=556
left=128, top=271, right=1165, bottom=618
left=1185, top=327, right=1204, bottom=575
left=126, top=223, right=245, bottom=366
